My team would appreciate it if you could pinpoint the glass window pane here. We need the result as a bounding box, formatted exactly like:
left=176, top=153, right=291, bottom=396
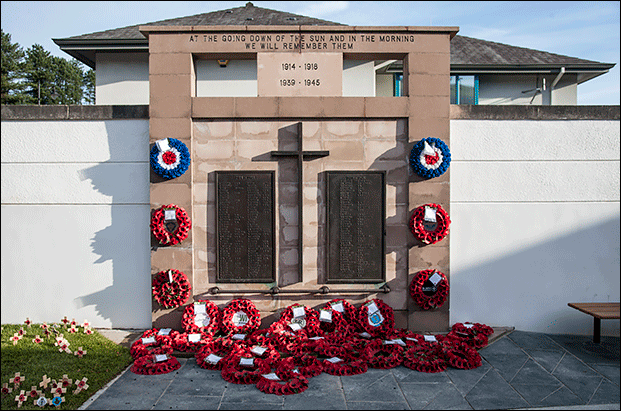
left=459, top=76, right=476, bottom=104
left=450, top=76, right=457, bottom=104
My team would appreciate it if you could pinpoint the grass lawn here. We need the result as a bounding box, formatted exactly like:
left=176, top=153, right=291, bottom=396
left=1, top=321, right=132, bottom=410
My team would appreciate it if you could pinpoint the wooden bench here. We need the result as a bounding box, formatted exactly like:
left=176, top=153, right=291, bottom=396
left=567, top=302, right=620, bottom=343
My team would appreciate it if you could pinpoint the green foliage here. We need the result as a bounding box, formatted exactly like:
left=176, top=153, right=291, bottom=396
left=1, top=29, right=95, bottom=105
left=1, top=322, right=132, bottom=410
left=1, top=30, right=29, bottom=104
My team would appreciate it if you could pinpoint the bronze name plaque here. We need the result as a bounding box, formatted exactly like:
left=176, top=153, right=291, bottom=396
left=326, top=171, right=385, bottom=283
left=216, top=171, right=275, bottom=283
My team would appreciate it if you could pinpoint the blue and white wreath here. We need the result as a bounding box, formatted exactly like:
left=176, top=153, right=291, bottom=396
left=409, top=137, right=451, bottom=179
left=150, top=138, right=190, bottom=180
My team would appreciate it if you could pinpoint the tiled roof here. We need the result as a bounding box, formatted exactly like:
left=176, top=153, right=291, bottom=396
left=59, top=2, right=343, bottom=41
left=54, top=2, right=611, bottom=69
left=450, top=35, right=601, bottom=66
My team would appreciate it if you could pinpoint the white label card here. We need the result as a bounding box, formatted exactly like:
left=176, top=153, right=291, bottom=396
left=464, top=324, right=474, bottom=328
left=309, top=336, right=325, bottom=340
left=188, top=333, right=201, bottom=343
left=292, top=306, right=306, bottom=318
left=366, top=301, right=379, bottom=314
left=206, top=354, right=222, bottom=364
left=406, top=337, right=418, bottom=342
left=154, top=354, right=168, bottom=362
left=232, top=334, right=246, bottom=340
left=194, top=303, right=207, bottom=314
left=141, top=337, right=156, bottom=345
left=359, top=332, right=372, bottom=338
left=251, top=346, right=267, bottom=356
left=155, top=138, right=170, bottom=152
left=288, top=323, right=302, bottom=331
left=240, top=357, right=254, bottom=367
left=164, top=209, right=177, bottom=221
left=331, top=302, right=344, bottom=313
left=384, top=339, right=406, bottom=346
left=261, top=373, right=281, bottom=381
left=319, top=309, right=332, bottom=322
left=194, top=313, right=210, bottom=327
left=424, top=206, right=437, bottom=223
left=424, top=335, right=437, bottom=342
left=429, top=273, right=443, bottom=285
left=158, top=328, right=171, bottom=336
left=168, top=270, right=174, bottom=283
left=326, top=357, right=343, bottom=363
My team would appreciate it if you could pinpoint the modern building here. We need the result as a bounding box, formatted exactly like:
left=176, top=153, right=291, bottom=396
left=53, top=2, right=615, bottom=106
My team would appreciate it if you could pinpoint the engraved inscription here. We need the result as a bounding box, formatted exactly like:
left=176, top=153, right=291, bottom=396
left=216, top=172, right=275, bottom=283
left=327, top=172, right=385, bottom=283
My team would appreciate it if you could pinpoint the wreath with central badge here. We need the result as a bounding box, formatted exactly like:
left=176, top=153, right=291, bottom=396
left=181, top=300, right=221, bottom=336
left=220, top=298, right=261, bottom=336
left=150, top=138, right=190, bottom=180
left=409, top=203, right=451, bottom=245
left=409, top=137, right=451, bottom=179
left=410, top=269, right=449, bottom=310
left=150, top=204, right=191, bottom=246
left=356, top=298, right=395, bottom=337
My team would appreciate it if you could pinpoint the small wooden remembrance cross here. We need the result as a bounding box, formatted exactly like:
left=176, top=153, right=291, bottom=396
left=270, top=122, right=329, bottom=283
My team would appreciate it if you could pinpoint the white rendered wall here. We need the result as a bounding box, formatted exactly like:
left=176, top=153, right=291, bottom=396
left=450, top=119, right=620, bottom=336
left=1, top=120, right=152, bottom=329
left=96, top=53, right=149, bottom=105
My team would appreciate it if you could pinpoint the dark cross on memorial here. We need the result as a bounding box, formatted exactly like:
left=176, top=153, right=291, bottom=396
left=270, top=122, right=329, bottom=283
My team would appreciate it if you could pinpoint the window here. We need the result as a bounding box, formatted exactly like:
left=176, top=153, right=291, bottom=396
left=451, top=75, right=478, bottom=104
left=394, top=74, right=403, bottom=96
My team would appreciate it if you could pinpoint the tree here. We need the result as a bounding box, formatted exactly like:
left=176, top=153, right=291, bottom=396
left=83, top=68, right=95, bottom=104
left=2, top=30, right=96, bottom=105
left=1, top=29, right=30, bottom=104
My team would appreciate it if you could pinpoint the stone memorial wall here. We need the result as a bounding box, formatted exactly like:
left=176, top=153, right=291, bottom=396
left=146, top=25, right=456, bottom=331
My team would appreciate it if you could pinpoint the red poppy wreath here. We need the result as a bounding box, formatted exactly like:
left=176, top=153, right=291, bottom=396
left=256, top=365, right=310, bottom=396
left=220, top=298, right=261, bottom=335
left=403, top=345, right=447, bottom=373
left=150, top=204, right=191, bottom=246
left=409, top=203, right=450, bottom=245
left=130, top=330, right=175, bottom=360
left=410, top=269, right=449, bottom=310
left=357, top=299, right=395, bottom=337
left=442, top=342, right=482, bottom=370
left=152, top=269, right=191, bottom=309
left=131, top=353, right=181, bottom=375
left=364, top=338, right=404, bottom=369
left=195, top=338, right=237, bottom=371
left=181, top=299, right=221, bottom=336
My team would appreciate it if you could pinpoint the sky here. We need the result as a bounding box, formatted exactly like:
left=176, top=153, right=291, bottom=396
left=1, top=1, right=619, bottom=105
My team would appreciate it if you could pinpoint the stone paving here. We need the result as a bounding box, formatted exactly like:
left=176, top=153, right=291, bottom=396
left=81, top=330, right=619, bottom=410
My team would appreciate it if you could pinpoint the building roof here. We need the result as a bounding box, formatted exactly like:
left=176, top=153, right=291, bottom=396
left=53, top=1, right=614, bottom=83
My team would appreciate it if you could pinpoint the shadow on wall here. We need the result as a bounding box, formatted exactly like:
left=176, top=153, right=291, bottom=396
left=452, top=213, right=620, bottom=337
left=72, top=121, right=151, bottom=328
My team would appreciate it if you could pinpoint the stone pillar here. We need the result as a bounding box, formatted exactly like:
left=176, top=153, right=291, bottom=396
left=404, top=34, right=452, bottom=332
left=149, top=46, right=195, bottom=329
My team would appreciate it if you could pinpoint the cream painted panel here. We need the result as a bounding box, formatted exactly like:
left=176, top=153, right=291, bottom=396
left=451, top=161, right=620, bottom=202
left=449, top=202, right=620, bottom=336
left=0, top=204, right=152, bottom=328
left=450, top=120, right=620, bottom=161
left=196, top=59, right=257, bottom=97
left=343, top=60, right=375, bottom=97
left=1, top=163, right=149, bottom=204
left=96, top=53, right=149, bottom=105
left=478, top=74, right=542, bottom=105
left=1, top=120, right=149, bottom=163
